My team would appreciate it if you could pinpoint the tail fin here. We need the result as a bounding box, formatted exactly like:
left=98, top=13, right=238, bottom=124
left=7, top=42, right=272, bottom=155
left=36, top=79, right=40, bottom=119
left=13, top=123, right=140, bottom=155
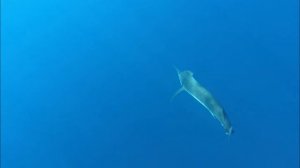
left=225, top=127, right=234, bottom=136
left=225, top=127, right=234, bottom=143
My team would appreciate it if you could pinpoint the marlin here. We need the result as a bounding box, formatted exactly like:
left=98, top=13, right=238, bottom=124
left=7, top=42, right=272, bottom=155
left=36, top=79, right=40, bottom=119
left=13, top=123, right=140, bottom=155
left=172, top=67, right=233, bottom=135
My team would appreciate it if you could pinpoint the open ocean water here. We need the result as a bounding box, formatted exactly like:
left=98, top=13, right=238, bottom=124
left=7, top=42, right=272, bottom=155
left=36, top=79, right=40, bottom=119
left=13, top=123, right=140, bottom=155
left=1, top=0, right=299, bottom=167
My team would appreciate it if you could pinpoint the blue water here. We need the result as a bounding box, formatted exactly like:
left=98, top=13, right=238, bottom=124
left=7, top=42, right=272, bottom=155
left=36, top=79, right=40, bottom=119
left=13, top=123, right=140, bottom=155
left=2, top=0, right=299, bottom=167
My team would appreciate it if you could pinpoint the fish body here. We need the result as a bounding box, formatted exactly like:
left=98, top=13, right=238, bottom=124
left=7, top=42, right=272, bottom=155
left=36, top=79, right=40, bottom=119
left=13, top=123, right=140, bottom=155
left=173, top=68, right=233, bottom=135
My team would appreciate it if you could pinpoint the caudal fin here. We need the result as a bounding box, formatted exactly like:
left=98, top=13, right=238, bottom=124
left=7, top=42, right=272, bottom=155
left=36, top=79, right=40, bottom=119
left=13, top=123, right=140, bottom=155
left=225, top=127, right=234, bottom=136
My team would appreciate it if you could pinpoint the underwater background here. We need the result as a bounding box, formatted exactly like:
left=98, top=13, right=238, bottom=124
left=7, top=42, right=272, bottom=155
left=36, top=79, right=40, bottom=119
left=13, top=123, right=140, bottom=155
left=1, top=0, right=299, bottom=167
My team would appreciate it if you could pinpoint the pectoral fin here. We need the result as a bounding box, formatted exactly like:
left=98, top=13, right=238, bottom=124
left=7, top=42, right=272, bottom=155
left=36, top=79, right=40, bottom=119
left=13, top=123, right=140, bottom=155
left=170, top=87, right=185, bottom=102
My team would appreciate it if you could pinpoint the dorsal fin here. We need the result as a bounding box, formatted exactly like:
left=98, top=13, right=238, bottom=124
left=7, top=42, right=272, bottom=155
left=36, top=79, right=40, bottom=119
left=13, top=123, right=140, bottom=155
left=173, top=65, right=180, bottom=75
